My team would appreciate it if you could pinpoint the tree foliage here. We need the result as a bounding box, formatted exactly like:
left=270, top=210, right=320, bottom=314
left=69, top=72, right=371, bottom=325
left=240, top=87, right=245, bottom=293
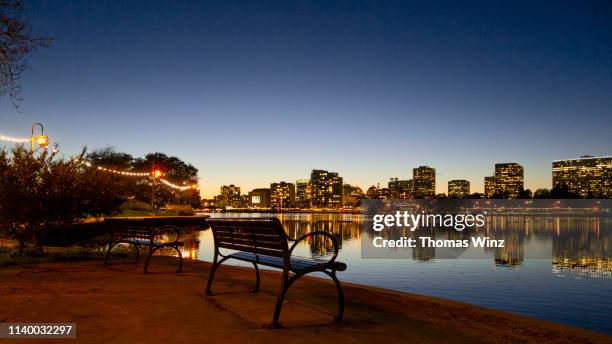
left=0, top=0, right=52, bottom=106
left=0, top=145, right=127, bottom=251
left=87, top=147, right=200, bottom=208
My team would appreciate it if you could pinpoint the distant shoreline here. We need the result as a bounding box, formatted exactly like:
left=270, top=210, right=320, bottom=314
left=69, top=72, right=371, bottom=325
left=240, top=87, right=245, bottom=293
left=196, top=207, right=610, bottom=217
left=197, top=208, right=362, bottom=214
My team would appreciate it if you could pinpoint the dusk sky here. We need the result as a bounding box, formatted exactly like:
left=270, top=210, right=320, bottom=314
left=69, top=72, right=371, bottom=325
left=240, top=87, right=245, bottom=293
left=1, top=0, right=610, bottom=197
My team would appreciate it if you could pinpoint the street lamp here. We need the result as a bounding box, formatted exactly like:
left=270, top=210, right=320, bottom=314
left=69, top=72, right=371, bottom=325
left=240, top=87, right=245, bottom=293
left=31, top=123, right=49, bottom=152
left=151, top=168, right=164, bottom=209
left=189, top=183, right=198, bottom=208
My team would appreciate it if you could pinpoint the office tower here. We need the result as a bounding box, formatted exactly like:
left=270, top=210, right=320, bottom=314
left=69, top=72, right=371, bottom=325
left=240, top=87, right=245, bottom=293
left=310, top=169, right=343, bottom=208
left=552, top=156, right=611, bottom=198
left=484, top=176, right=496, bottom=199
left=448, top=180, right=470, bottom=198
left=494, top=163, right=524, bottom=199
left=295, top=179, right=311, bottom=208
left=388, top=178, right=414, bottom=198
left=247, top=188, right=271, bottom=208
left=413, top=166, right=436, bottom=198
left=219, top=184, right=242, bottom=207
left=270, top=182, right=296, bottom=209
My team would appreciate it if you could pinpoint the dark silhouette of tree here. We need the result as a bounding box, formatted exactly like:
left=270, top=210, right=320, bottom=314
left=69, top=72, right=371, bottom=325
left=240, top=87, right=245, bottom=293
left=550, top=183, right=579, bottom=199
left=88, top=147, right=133, bottom=169
left=517, top=189, right=532, bottom=199
left=533, top=188, right=550, bottom=199
left=0, top=0, right=52, bottom=106
left=466, top=192, right=484, bottom=199
left=0, top=145, right=127, bottom=252
left=85, top=148, right=199, bottom=207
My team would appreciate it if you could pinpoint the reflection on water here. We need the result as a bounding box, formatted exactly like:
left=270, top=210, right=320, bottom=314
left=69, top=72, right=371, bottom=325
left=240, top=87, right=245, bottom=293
left=173, top=212, right=611, bottom=334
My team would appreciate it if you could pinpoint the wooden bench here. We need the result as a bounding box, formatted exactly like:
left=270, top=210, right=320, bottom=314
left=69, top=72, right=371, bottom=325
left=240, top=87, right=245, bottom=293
left=103, top=223, right=184, bottom=273
left=205, top=218, right=347, bottom=328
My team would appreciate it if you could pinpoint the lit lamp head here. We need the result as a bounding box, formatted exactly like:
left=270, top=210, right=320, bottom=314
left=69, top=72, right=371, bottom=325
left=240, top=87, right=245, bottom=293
left=36, top=135, right=49, bottom=148
left=190, top=184, right=197, bottom=190
left=153, top=169, right=163, bottom=178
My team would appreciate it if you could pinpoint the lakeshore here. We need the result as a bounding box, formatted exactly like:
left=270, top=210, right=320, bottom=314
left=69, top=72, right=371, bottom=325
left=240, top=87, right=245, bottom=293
left=0, top=258, right=609, bottom=344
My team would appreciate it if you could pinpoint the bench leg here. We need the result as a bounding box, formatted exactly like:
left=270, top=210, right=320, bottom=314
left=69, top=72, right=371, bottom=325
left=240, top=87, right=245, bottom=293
left=251, top=262, right=260, bottom=292
left=133, top=243, right=140, bottom=263
left=205, top=254, right=228, bottom=295
left=103, top=242, right=116, bottom=264
left=270, top=271, right=290, bottom=328
left=144, top=246, right=157, bottom=274
left=172, top=245, right=183, bottom=272
left=324, top=270, right=345, bottom=322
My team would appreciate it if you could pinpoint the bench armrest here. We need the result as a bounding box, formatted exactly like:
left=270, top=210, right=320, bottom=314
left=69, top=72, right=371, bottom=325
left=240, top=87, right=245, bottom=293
left=153, top=225, right=181, bottom=242
left=288, top=231, right=339, bottom=263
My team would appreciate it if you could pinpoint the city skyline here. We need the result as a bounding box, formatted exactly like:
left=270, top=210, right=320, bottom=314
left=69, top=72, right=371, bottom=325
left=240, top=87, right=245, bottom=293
left=208, top=155, right=611, bottom=202
left=0, top=132, right=608, bottom=198
left=0, top=1, right=610, bottom=197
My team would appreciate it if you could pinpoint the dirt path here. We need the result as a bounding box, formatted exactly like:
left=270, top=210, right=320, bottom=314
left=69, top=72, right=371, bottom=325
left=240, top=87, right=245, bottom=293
left=0, top=258, right=609, bottom=344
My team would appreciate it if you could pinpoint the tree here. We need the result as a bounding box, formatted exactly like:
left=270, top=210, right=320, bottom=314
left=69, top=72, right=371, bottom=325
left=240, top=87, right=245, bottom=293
left=550, top=183, right=579, bottom=199
left=0, top=0, right=52, bottom=106
left=88, top=147, right=133, bottom=169
left=517, top=189, right=532, bottom=199
left=86, top=148, right=200, bottom=207
left=533, top=188, right=550, bottom=199
left=0, top=145, right=127, bottom=252
left=466, top=192, right=484, bottom=199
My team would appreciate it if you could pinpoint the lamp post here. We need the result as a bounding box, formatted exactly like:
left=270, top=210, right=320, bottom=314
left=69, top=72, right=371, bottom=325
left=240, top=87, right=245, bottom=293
left=151, top=168, right=163, bottom=209
left=189, top=183, right=198, bottom=208
left=31, top=123, right=49, bottom=152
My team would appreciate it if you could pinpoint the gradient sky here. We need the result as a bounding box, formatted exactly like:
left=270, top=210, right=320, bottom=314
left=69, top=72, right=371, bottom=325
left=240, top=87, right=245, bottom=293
left=1, top=0, right=611, bottom=197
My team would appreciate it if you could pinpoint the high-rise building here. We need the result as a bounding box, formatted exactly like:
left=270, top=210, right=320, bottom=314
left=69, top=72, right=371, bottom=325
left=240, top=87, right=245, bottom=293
left=310, top=169, right=343, bottom=208
left=413, top=166, right=436, bottom=198
left=448, top=180, right=470, bottom=198
left=552, top=156, right=611, bottom=198
left=247, top=188, right=271, bottom=208
left=484, top=176, right=496, bottom=199
left=388, top=178, right=414, bottom=198
left=295, top=179, right=311, bottom=208
left=270, top=182, right=295, bottom=209
left=400, top=179, right=414, bottom=198
left=388, top=178, right=400, bottom=198
left=219, top=184, right=242, bottom=207
left=494, top=163, right=524, bottom=199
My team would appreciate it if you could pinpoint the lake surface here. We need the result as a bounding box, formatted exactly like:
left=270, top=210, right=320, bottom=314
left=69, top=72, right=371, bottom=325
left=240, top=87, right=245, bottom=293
left=182, top=212, right=611, bottom=334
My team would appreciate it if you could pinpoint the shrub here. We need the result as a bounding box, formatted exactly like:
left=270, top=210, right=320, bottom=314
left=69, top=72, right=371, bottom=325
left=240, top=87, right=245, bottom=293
left=0, top=145, right=128, bottom=252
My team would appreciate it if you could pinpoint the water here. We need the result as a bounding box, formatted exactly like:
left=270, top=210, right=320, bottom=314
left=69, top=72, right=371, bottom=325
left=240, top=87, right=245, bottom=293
left=180, top=212, right=611, bottom=334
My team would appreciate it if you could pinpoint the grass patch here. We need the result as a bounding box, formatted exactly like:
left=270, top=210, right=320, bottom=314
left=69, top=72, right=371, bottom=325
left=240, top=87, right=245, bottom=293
left=0, top=246, right=107, bottom=267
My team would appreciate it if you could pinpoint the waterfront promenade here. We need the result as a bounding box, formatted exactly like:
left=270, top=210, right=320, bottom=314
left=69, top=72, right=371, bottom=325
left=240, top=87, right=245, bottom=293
left=0, top=258, right=609, bottom=344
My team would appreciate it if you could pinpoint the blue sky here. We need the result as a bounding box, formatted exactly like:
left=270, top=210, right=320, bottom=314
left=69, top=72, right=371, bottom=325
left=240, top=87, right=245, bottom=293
left=0, top=0, right=610, bottom=197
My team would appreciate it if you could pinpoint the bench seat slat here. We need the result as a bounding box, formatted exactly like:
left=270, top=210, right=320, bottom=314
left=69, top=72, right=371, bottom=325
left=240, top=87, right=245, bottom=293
left=217, top=243, right=284, bottom=257
left=121, top=238, right=184, bottom=247
left=211, top=225, right=281, bottom=236
left=213, top=231, right=283, bottom=241
left=215, top=237, right=284, bottom=249
left=227, top=251, right=347, bottom=272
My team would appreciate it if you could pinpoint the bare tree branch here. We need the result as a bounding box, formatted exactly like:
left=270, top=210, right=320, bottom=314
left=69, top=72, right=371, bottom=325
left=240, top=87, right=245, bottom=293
left=0, top=0, right=52, bottom=109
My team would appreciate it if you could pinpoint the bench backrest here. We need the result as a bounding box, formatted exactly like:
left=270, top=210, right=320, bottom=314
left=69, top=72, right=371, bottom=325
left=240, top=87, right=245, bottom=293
left=207, top=218, right=289, bottom=258
left=110, top=225, right=153, bottom=241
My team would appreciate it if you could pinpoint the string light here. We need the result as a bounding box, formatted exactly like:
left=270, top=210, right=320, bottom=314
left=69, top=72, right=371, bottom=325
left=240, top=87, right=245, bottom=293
left=159, top=178, right=193, bottom=191
left=0, top=133, right=30, bottom=143
left=75, top=159, right=194, bottom=190
left=95, top=166, right=151, bottom=177
left=5, top=130, right=199, bottom=192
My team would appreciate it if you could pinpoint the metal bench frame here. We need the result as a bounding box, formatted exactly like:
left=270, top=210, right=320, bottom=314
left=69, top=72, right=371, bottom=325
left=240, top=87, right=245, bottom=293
left=103, top=224, right=184, bottom=273
left=205, top=218, right=346, bottom=328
